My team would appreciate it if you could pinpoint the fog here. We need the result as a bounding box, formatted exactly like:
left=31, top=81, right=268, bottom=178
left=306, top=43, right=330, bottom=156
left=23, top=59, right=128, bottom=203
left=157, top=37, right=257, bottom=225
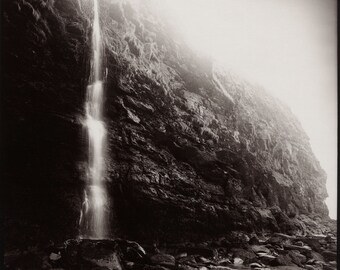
left=149, top=0, right=337, bottom=218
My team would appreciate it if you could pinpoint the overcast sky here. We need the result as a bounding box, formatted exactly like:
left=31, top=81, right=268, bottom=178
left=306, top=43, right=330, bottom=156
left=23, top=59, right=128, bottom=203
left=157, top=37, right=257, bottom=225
left=148, top=0, right=337, bottom=218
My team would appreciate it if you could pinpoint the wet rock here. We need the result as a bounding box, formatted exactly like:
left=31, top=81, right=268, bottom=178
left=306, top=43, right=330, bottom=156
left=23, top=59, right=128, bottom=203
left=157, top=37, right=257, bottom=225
left=142, top=265, right=171, bottom=270
left=248, top=236, right=260, bottom=245
left=271, top=254, right=294, bottom=266
left=116, top=239, right=146, bottom=263
left=250, top=245, right=271, bottom=254
left=305, top=265, right=320, bottom=270
left=270, top=266, right=305, bottom=270
left=79, top=240, right=122, bottom=270
left=275, top=248, right=289, bottom=255
left=177, top=255, right=197, bottom=265
left=293, top=241, right=305, bottom=247
left=267, top=236, right=286, bottom=246
left=321, top=250, right=337, bottom=261
left=249, top=262, right=264, bottom=268
left=323, top=265, right=337, bottom=270
left=178, top=266, right=198, bottom=270
left=273, top=233, right=296, bottom=240
left=325, top=235, right=335, bottom=243
left=328, top=261, right=337, bottom=267
left=328, top=243, right=337, bottom=252
left=197, top=256, right=215, bottom=265
left=233, top=257, right=244, bottom=265
left=209, top=267, right=234, bottom=270
left=308, top=251, right=324, bottom=261
left=126, top=109, right=141, bottom=124
left=301, top=238, right=322, bottom=252
left=258, top=253, right=276, bottom=265
left=176, top=253, right=188, bottom=259
left=178, top=247, right=217, bottom=258
left=216, top=258, right=232, bottom=266
left=283, top=244, right=311, bottom=252
left=287, top=250, right=306, bottom=265
left=231, top=248, right=256, bottom=263
left=49, top=252, right=62, bottom=261
left=150, top=253, right=176, bottom=267
left=227, top=232, right=250, bottom=247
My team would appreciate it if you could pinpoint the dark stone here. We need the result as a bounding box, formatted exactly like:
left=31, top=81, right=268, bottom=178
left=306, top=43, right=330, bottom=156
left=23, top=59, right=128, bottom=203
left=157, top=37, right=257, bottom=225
left=288, top=250, right=307, bottom=266
left=115, top=239, right=147, bottom=263
left=308, top=251, right=324, bottom=262
left=65, top=239, right=122, bottom=270
left=267, top=236, right=285, bottom=246
left=271, top=254, right=295, bottom=266
left=258, top=254, right=277, bottom=265
left=231, top=248, right=257, bottom=264
left=248, top=236, right=260, bottom=245
left=150, top=254, right=176, bottom=267
left=302, top=238, right=322, bottom=252
left=178, top=247, right=217, bottom=258
left=250, top=245, right=271, bottom=254
left=226, top=232, right=250, bottom=247
left=321, top=251, right=337, bottom=262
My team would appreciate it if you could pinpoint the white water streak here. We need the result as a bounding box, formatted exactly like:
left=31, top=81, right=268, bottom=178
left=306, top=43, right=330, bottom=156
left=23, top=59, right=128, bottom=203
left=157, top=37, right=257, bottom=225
left=80, top=0, right=108, bottom=239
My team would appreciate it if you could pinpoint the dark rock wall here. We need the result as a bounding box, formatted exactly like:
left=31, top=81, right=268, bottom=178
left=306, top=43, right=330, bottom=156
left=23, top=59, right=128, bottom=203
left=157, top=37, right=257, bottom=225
left=2, top=0, right=91, bottom=247
left=1, top=0, right=329, bottom=246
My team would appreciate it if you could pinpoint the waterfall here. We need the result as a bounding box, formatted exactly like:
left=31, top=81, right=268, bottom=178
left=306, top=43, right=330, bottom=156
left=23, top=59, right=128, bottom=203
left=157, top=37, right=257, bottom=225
left=79, top=0, right=108, bottom=239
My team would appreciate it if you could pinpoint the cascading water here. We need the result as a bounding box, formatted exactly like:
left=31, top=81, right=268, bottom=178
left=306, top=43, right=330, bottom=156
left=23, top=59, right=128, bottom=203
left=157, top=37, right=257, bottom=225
left=79, top=0, right=109, bottom=239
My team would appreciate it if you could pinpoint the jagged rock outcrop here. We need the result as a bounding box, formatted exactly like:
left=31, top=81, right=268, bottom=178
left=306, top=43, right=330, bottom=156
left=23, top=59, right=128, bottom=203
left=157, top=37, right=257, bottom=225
left=1, top=0, right=330, bottom=248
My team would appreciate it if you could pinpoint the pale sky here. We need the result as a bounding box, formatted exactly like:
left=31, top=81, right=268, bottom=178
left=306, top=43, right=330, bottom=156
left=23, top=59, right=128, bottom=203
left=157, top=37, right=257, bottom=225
left=147, top=0, right=337, bottom=218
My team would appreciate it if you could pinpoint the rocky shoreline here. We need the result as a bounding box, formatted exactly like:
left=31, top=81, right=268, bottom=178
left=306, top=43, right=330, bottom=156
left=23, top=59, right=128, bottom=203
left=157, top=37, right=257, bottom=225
left=4, top=228, right=337, bottom=270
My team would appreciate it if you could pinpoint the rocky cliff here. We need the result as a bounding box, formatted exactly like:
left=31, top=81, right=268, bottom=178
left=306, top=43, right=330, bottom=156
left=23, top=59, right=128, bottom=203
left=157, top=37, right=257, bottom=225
left=2, top=0, right=331, bottom=249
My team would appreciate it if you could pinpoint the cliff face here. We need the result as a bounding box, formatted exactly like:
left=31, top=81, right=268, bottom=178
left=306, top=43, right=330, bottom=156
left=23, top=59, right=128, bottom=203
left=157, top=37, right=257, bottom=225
left=2, top=0, right=329, bottom=246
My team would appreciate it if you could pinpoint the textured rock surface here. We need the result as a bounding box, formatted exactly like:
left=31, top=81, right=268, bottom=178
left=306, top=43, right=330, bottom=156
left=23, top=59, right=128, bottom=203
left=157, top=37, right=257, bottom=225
left=2, top=0, right=91, bottom=247
left=1, top=0, right=331, bottom=248
left=3, top=234, right=337, bottom=269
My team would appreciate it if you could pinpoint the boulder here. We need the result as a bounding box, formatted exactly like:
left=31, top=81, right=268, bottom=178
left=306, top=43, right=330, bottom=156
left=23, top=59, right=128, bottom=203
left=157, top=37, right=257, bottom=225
left=78, top=240, right=122, bottom=270
left=258, top=253, right=276, bottom=265
left=270, top=267, right=305, bottom=270
left=283, top=244, right=311, bottom=252
left=248, top=236, right=260, bottom=245
left=250, top=245, right=271, bottom=254
left=178, top=247, right=217, bottom=258
left=231, top=248, right=257, bottom=263
left=233, top=257, right=244, bottom=265
left=288, top=250, right=306, bottom=266
left=150, top=254, right=176, bottom=267
left=301, top=238, right=322, bottom=252
left=227, top=232, right=250, bottom=246
left=308, top=251, right=324, bottom=262
left=321, top=251, right=337, bottom=262
left=115, top=239, right=146, bottom=263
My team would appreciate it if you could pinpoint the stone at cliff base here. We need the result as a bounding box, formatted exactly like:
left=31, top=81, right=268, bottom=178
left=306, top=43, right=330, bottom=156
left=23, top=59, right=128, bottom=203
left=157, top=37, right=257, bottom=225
left=270, top=266, right=305, bottom=270
left=150, top=254, right=176, bottom=267
left=248, top=236, right=260, bottom=245
left=178, top=247, right=217, bottom=258
left=250, top=245, right=271, bottom=254
left=233, top=257, right=244, bottom=265
left=231, top=248, right=257, bottom=263
left=321, top=251, right=337, bottom=261
left=258, top=253, right=276, bottom=265
left=63, top=240, right=122, bottom=270
left=49, top=252, right=61, bottom=261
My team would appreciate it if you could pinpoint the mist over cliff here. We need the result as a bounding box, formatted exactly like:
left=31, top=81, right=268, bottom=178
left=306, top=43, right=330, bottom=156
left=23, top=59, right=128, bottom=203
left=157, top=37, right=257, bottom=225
left=1, top=0, right=336, bottom=269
